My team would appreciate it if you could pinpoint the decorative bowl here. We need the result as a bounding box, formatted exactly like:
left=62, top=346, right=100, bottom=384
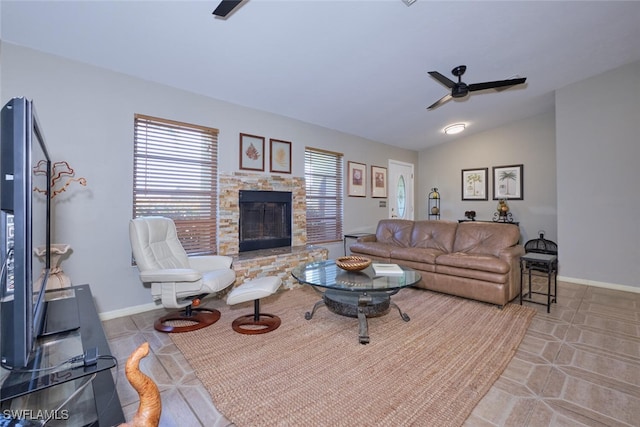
left=335, top=256, right=372, bottom=271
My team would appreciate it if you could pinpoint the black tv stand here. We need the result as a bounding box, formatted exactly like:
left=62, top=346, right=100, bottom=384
left=0, top=285, right=124, bottom=426
left=40, top=296, right=80, bottom=337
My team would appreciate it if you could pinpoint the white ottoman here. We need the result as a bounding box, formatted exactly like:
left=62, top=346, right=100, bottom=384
left=226, top=276, right=282, bottom=334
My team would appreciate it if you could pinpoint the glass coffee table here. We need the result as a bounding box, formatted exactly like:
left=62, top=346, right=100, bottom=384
left=291, top=260, right=421, bottom=344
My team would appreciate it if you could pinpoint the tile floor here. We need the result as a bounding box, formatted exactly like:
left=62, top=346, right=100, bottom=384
left=103, top=280, right=640, bottom=427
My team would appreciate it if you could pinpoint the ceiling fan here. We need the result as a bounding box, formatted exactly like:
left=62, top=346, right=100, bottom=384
left=213, top=0, right=244, bottom=18
left=427, top=65, right=526, bottom=110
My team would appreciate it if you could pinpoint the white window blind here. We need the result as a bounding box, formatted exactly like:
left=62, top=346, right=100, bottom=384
left=133, top=114, right=219, bottom=255
left=305, top=147, right=343, bottom=243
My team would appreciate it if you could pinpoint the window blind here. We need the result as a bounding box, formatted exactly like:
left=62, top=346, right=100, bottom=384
left=304, top=147, right=343, bottom=243
left=133, top=114, right=219, bottom=255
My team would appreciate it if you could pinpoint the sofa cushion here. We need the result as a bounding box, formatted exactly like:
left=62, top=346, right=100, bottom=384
left=410, top=220, right=458, bottom=253
left=434, top=264, right=508, bottom=284
left=349, top=242, right=396, bottom=258
left=436, top=252, right=510, bottom=274
left=452, top=222, right=520, bottom=257
left=375, top=219, right=414, bottom=247
left=389, top=246, right=443, bottom=265
left=390, top=258, right=437, bottom=273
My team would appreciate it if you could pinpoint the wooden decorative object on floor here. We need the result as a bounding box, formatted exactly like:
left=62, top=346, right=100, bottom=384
left=119, top=342, right=162, bottom=427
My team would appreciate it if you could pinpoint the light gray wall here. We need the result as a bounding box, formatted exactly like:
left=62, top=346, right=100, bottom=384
left=0, top=43, right=417, bottom=314
left=419, top=60, right=640, bottom=293
left=556, top=60, right=640, bottom=290
left=418, top=111, right=557, bottom=244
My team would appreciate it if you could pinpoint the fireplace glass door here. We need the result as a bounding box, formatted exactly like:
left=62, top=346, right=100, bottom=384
left=239, top=191, right=292, bottom=252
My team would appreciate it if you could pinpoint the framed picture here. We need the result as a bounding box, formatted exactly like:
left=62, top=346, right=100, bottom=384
left=493, top=164, right=523, bottom=200
left=371, top=165, right=387, bottom=198
left=239, top=133, right=265, bottom=171
left=347, top=161, right=366, bottom=197
left=461, top=168, right=488, bottom=200
left=269, top=139, right=291, bottom=174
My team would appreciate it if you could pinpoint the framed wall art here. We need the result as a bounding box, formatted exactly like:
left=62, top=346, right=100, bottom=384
left=347, top=161, right=366, bottom=197
left=461, top=168, right=488, bottom=201
left=239, top=133, right=265, bottom=171
left=371, top=165, right=387, bottom=198
left=493, top=164, right=523, bottom=200
left=269, top=139, right=291, bottom=174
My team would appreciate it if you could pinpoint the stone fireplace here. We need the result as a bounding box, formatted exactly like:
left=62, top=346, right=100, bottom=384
left=238, top=190, right=292, bottom=252
left=218, top=173, right=326, bottom=289
left=218, top=172, right=307, bottom=256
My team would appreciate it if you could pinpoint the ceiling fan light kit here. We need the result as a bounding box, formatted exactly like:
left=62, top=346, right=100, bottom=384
left=427, top=65, right=527, bottom=110
left=444, top=124, right=466, bottom=135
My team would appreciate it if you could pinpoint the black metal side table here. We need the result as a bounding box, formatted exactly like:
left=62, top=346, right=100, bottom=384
left=519, top=252, right=558, bottom=313
left=343, top=233, right=374, bottom=255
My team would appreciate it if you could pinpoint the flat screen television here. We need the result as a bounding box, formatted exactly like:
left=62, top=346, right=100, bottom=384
left=0, top=97, right=51, bottom=369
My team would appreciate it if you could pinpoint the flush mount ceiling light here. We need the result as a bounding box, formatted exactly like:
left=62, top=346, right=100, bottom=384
left=402, top=0, right=417, bottom=6
left=444, top=123, right=466, bottom=135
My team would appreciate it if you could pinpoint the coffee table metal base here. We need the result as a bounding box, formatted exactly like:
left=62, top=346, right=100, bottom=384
left=305, top=289, right=410, bottom=344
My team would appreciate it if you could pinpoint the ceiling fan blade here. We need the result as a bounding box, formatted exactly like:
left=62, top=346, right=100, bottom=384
left=427, top=94, right=453, bottom=110
left=213, top=0, right=243, bottom=17
left=428, top=71, right=456, bottom=89
left=468, top=77, right=526, bottom=92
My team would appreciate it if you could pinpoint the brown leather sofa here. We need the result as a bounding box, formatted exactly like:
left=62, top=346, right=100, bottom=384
left=349, top=219, right=525, bottom=306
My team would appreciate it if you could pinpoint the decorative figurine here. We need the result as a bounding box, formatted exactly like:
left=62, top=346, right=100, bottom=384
left=493, top=199, right=514, bottom=222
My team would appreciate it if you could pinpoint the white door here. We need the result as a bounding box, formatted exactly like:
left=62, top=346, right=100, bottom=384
left=388, top=160, right=414, bottom=220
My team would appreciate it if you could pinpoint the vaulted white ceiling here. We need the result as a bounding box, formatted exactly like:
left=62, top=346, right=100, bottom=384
left=2, top=0, right=640, bottom=150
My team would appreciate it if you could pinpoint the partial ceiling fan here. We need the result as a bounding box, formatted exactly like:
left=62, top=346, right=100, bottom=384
left=213, top=0, right=410, bottom=18
left=213, top=0, right=244, bottom=18
left=427, top=65, right=526, bottom=110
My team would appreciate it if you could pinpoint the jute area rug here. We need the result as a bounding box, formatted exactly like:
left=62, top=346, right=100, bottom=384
left=170, top=286, right=535, bottom=427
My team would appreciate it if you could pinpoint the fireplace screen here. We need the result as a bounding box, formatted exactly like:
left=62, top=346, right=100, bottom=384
left=239, top=190, right=292, bottom=252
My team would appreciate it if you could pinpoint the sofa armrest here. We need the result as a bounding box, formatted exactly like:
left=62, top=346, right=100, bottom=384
left=499, top=245, right=526, bottom=302
left=141, top=268, right=201, bottom=283
left=356, top=234, right=377, bottom=243
left=188, top=255, right=233, bottom=271
left=498, top=245, right=526, bottom=265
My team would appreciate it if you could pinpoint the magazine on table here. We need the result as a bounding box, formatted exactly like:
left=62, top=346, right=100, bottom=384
left=372, top=263, right=404, bottom=276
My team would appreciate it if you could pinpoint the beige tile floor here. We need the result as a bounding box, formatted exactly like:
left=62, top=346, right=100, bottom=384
left=103, top=279, right=640, bottom=427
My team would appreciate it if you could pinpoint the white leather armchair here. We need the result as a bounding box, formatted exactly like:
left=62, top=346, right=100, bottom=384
left=129, top=216, right=236, bottom=333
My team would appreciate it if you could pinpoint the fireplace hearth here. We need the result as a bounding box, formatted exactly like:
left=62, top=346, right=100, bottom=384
left=239, top=190, right=292, bottom=252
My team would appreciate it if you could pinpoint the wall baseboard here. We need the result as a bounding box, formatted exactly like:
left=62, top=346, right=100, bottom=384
left=99, top=301, right=160, bottom=321
left=558, top=275, right=640, bottom=294
left=100, top=276, right=638, bottom=320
